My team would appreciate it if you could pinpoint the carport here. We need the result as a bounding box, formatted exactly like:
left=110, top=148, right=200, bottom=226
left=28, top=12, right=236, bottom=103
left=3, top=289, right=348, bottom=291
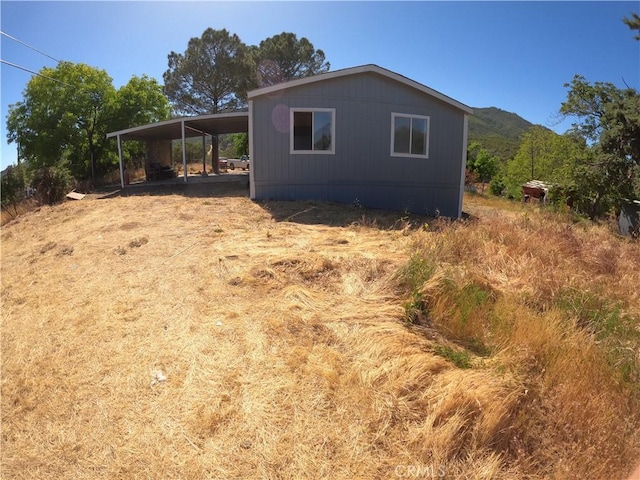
left=106, top=112, right=249, bottom=188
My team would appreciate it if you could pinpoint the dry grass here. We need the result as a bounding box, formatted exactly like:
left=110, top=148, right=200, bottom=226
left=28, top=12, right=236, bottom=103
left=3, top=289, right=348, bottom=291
left=1, top=199, right=40, bottom=226
left=1, top=187, right=639, bottom=479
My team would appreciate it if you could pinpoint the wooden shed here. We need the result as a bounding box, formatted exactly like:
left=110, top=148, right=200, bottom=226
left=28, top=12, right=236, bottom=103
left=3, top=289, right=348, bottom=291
left=247, top=65, right=472, bottom=218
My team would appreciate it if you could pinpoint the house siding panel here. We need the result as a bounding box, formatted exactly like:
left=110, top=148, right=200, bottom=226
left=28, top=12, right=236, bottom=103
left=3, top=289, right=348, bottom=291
left=251, top=71, right=467, bottom=217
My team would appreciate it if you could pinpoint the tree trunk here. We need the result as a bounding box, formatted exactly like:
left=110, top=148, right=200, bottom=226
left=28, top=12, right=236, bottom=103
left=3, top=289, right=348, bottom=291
left=589, top=191, right=603, bottom=220
left=90, top=150, right=95, bottom=185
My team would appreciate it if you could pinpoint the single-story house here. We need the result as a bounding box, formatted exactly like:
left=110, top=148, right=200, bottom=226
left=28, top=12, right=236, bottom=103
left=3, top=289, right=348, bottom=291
left=107, top=64, right=472, bottom=218
left=248, top=65, right=472, bottom=218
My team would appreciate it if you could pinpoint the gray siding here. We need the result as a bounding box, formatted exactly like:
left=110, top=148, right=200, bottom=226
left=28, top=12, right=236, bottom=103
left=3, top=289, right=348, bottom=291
left=251, top=71, right=467, bottom=217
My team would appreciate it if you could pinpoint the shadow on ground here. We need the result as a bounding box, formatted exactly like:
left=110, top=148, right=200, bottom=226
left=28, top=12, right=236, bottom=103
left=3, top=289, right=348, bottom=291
left=94, top=180, right=250, bottom=199
left=93, top=179, right=472, bottom=231
left=258, top=199, right=437, bottom=230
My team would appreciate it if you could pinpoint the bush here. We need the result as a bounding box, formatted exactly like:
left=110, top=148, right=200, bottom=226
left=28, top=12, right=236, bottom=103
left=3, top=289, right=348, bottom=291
left=31, top=166, right=72, bottom=205
left=397, top=251, right=437, bottom=323
left=1, top=164, right=26, bottom=216
left=489, top=177, right=505, bottom=196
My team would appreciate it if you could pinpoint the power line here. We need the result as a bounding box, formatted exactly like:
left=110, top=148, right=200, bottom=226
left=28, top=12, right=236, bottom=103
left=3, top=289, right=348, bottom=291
left=0, top=59, right=73, bottom=87
left=0, top=30, right=60, bottom=63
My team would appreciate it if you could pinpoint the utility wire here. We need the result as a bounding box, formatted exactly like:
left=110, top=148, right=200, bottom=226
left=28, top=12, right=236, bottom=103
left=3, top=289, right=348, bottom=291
left=0, top=30, right=60, bottom=63
left=0, top=59, right=73, bottom=87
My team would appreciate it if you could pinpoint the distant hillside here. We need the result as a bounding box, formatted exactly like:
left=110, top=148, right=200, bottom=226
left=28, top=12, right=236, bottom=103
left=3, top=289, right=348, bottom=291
left=468, top=107, right=535, bottom=160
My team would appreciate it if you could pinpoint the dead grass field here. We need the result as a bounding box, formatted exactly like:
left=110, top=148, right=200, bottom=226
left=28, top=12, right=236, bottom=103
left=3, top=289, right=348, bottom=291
left=1, top=186, right=639, bottom=479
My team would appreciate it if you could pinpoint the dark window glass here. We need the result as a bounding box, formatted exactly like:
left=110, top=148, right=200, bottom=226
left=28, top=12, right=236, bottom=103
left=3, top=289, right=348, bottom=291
left=411, top=117, right=427, bottom=155
left=394, top=116, right=411, bottom=154
left=293, top=111, right=312, bottom=150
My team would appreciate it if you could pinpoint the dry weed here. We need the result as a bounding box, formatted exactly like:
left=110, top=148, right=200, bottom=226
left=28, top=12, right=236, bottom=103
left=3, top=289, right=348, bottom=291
left=402, top=199, right=640, bottom=479
left=1, top=189, right=638, bottom=479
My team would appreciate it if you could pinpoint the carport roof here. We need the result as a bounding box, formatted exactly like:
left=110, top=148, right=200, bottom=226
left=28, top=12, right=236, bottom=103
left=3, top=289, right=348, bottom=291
left=106, top=111, right=249, bottom=141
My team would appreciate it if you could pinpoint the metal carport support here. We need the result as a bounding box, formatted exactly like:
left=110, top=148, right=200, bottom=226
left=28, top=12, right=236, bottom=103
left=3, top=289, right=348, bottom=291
left=181, top=119, right=187, bottom=183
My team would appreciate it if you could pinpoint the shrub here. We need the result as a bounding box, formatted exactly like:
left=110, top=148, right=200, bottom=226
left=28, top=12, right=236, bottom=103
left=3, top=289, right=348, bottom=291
left=1, top=164, right=26, bottom=217
left=397, top=250, right=436, bottom=323
left=31, top=166, right=72, bottom=205
left=488, top=177, right=505, bottom=196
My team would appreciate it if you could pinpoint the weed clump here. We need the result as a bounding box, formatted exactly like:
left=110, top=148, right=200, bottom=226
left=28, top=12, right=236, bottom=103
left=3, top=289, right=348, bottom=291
left=432, top=344, right=472, bottom=369
left=396, top=203, right=640, bottom=479
left=128, top=236, right=148, bottom=248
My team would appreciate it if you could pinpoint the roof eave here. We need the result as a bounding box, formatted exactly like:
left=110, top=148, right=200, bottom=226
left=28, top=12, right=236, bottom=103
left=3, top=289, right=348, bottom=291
left=247, top=64, right=473, bottom=115
left=106, top=117, right=183, bottom=139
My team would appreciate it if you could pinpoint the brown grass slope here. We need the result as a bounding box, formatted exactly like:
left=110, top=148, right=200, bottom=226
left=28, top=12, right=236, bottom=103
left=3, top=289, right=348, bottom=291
left=1, top=189, right=639, bottom=479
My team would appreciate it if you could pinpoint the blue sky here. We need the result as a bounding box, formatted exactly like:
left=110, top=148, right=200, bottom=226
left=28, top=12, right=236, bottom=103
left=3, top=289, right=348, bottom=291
left=1, top=1, right=639, bottom=169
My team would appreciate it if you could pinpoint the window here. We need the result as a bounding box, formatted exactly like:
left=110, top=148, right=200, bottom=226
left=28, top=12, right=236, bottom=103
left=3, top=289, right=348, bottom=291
left=290, top=108, right=335, bottom=154
left=391, top=113, right=430, bottom=158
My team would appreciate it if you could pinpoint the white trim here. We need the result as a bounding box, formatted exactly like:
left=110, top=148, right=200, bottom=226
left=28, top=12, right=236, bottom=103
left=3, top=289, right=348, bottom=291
left=117, top=135, right=124, bottom=188
left=390, top=113, right=430, bottom=159
left=458, top=114, right=469, bottom=219
left=289, top=108, right=336, bottom=155
left=248, top=64, right=473, bottom=115
left=248, top=100, right=255, bottom=199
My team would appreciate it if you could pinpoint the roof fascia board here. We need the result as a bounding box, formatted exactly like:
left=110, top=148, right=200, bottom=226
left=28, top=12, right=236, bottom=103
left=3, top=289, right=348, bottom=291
left=247, top=65, right=370, bottom=99
left=187, top=111, right=248, bottom=121
left=106, top=117, right=183, bottom=139
left=247, top=64, right=472, bottom=115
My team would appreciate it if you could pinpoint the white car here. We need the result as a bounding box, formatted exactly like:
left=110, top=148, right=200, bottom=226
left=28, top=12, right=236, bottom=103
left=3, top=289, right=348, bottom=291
left=228, top=155, right=250, bottom=171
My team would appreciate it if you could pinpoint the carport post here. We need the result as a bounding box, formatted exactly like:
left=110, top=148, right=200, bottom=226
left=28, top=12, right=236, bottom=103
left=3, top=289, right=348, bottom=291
left=202, top=134, right=207, bottom=175
left=117, top=134, right=124, bottom=188
left=181, top=119, right=187, bottom=183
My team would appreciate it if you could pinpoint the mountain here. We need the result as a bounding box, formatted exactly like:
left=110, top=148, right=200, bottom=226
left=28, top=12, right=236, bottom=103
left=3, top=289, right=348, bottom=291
left=468, top=107, right=535, bottom=160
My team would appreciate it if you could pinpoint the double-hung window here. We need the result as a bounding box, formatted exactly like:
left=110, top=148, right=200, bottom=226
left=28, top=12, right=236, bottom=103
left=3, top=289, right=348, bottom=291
left=290, top=108, right=335, bottom=154
left=391, top=113, right=430, bottom=158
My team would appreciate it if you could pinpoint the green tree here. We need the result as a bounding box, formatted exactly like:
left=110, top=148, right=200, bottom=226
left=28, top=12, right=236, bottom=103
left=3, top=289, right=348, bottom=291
left=560, top=75, right=640, bottom=218
left=560, top=75, right=622, bottom=143
left=112, top=75, right=171, bottom=129
left=623, top=12, right=640, bottom=40
left=111, top=75, right=172, bottom=169
left=163, top=28, right=254, bottom=115
left=6, top=62, right=173, bottom=190
left=252, top=32, right=330, bottom=87
left=6, top=62, right=116, bottom=180
left=231, top=133, right=249, bottom=157
left=504, top=126, right=585, bottom=199
left=569, top=150, right=635, bottom=219
left=466, top=142, right=499, bottom=193
left=599, top=87, right=640, bottom=167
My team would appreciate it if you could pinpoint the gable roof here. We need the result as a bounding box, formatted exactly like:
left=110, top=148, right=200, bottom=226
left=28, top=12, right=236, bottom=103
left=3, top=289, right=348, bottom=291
left=247, top=64, right=473, bottom=115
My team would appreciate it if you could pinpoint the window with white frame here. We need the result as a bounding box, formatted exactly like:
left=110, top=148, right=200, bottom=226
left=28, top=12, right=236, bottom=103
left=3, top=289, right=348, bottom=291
left=391, top=113, right=430, bottom=158
left=290, top=108, right=335, bottom=154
